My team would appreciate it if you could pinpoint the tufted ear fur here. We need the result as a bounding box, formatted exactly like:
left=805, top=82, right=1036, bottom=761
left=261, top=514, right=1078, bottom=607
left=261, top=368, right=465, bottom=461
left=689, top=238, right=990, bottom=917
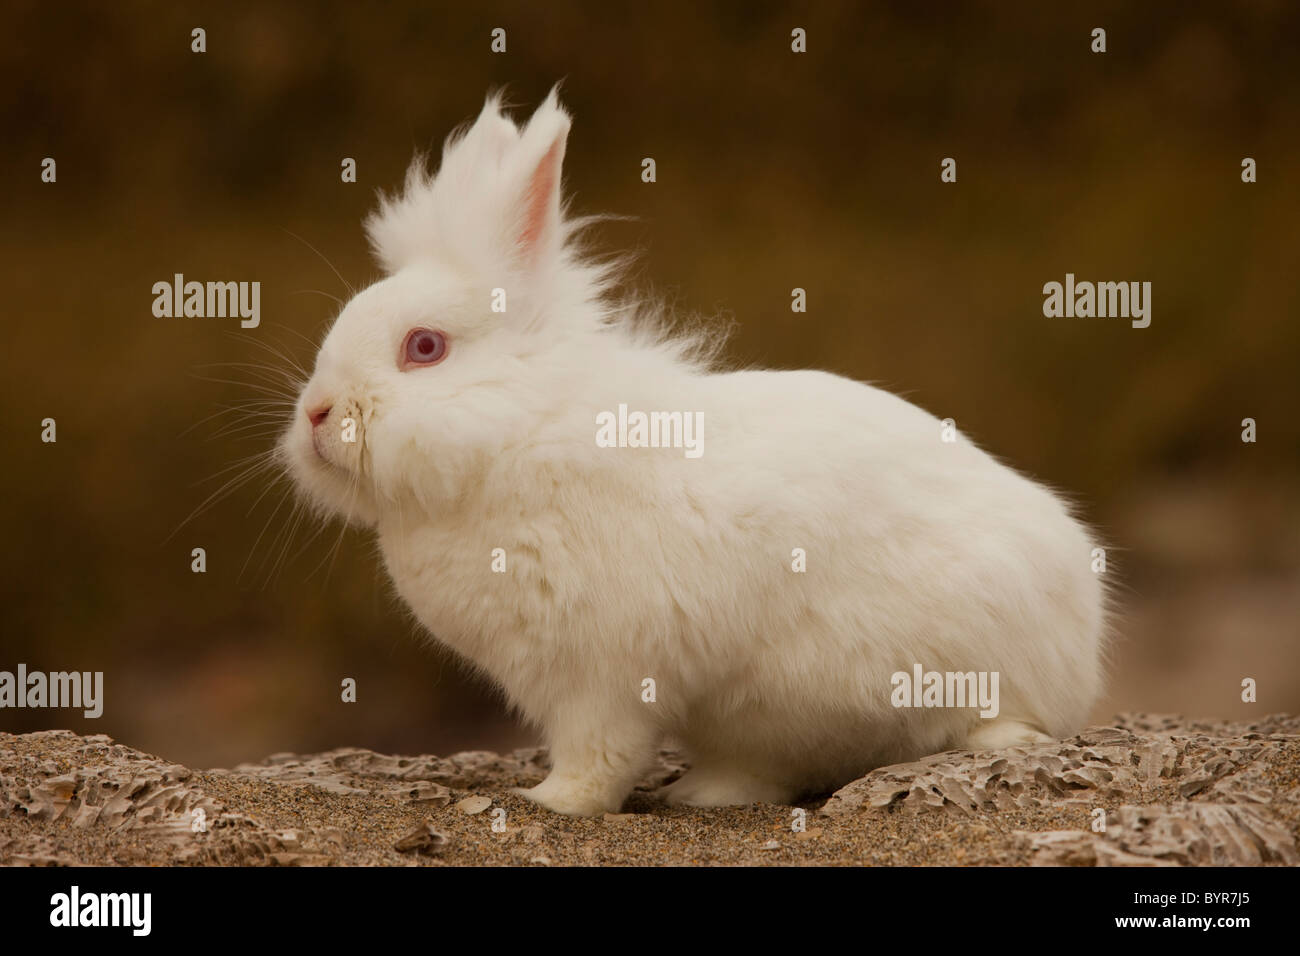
left=506, top=88, right=570, bottom=270
left=364, top=87, right=572, bottom=283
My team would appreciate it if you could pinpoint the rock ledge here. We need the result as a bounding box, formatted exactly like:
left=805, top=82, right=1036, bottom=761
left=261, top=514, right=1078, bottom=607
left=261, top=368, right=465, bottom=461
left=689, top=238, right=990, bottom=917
left=2, top=714, right=1296, bottom=866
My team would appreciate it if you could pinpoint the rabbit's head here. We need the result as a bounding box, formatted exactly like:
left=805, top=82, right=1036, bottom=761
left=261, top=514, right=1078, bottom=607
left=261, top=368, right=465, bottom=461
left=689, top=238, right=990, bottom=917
left=283, top=88, right=611, bottom=525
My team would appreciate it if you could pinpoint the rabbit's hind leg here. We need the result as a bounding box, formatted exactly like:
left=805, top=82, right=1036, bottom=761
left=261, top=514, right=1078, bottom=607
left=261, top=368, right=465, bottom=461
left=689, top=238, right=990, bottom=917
left=964, top=717, right=1054, bottom=750
left=659, top=763, right=796, bottom=808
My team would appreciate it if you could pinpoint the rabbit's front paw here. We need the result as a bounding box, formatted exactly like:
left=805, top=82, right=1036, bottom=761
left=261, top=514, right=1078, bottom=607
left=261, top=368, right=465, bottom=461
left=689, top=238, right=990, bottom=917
left=513, top=775, right=622, bottom=818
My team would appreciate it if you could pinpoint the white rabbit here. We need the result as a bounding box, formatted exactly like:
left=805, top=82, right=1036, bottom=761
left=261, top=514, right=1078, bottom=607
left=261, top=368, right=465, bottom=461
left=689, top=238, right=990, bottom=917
left=283, top=88, right=1107, bottom=817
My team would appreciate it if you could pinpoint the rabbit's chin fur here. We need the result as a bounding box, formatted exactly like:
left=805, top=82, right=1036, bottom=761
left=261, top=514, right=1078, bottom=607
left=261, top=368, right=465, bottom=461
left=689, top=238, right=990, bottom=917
left=284, top=89, right=1108, bottom=817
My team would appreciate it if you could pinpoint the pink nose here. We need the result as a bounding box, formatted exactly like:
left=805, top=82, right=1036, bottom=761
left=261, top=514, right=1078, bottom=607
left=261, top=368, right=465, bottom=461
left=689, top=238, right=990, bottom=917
left=308, top=404, right=332, bottom=428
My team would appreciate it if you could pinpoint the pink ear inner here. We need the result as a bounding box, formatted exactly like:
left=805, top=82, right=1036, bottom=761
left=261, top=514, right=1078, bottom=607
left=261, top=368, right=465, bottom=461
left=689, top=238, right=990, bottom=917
left=519, top=139, right=563, bottom=257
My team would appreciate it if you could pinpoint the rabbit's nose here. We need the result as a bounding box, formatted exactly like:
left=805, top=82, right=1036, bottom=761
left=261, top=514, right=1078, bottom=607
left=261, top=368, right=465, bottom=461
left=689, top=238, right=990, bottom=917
left=308, top=404, right=332, bottom=428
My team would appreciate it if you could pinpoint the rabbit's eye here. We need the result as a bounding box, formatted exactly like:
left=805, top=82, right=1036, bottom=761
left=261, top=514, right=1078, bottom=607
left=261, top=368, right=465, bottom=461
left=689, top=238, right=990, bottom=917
left=401, top=328, right=448, bottom=369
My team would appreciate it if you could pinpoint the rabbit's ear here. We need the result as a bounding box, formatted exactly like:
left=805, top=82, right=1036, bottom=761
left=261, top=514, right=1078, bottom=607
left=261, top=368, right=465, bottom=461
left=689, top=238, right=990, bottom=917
left=464, top=94, right=521, bottom=164
left=506, top=88, right=571, bottom=269
left=364, top=89, right=572, bottom=278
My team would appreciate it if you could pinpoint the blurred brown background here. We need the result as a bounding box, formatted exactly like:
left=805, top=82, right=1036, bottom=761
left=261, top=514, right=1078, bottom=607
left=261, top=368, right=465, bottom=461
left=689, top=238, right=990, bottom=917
left=2, top=1, right=1297, bottom=767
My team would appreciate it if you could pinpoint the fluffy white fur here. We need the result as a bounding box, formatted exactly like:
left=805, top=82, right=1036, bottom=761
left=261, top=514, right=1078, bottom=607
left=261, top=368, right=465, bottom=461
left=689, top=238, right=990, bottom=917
left=283, top=88, right=1107, bottom=816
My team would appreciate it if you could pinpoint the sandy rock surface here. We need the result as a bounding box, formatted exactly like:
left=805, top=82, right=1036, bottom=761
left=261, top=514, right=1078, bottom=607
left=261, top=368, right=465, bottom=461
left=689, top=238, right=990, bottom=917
left=2, top=713, right=1297, bottom=866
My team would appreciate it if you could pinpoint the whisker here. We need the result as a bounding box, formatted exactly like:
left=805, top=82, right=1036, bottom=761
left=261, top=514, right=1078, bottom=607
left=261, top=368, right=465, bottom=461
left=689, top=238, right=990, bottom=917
left=242, top=482, right=297, bottom=584
left=282, top=228, right=356, bottom=298
left=190, top=373, right=299, bottom=400
left=165, top=451, right=278, bottom=542
left=283, top=509, right=331, bottom=572
left=177, top=402, right=288, bottom=438
left=306, top=470, right=361, bottom=583
left=276, top=322, right=329, bottom=352
left=208, top=419, right=291, bottom=442
left=179, top=281, right=344, bottom=585
left=271, top=498, right=322, bottom=585
left=195, top=448, right=280, bottom=485
left=291, top=288, right=345, bottom=309
left=224, top=332, right=314, bottom=383
left=194, top=361, right=305, bottom=393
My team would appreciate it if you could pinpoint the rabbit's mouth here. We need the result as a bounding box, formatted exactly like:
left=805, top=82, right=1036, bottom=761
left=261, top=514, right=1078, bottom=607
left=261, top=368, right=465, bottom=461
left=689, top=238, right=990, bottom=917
left=305, top=424, right=354, bottom=480
left=312, top=441, right=353, bottom=480
left=284, top=428, right=377, bottom=527
left=310, top=428, right=330, bottom=463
